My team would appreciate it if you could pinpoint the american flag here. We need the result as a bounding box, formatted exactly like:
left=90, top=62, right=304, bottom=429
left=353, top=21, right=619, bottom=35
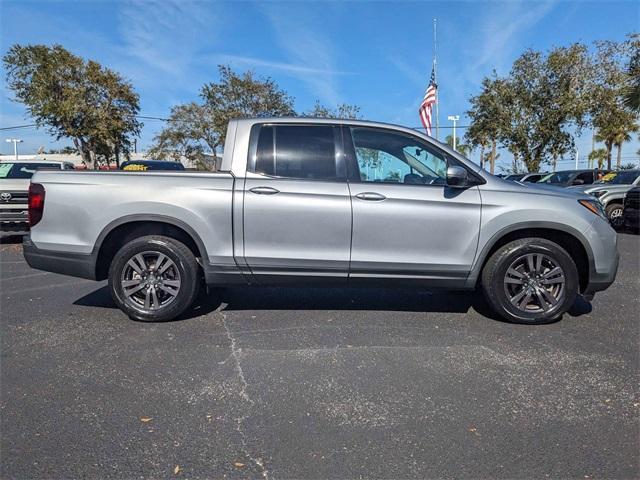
left=419, top=68, right=437, bottom=136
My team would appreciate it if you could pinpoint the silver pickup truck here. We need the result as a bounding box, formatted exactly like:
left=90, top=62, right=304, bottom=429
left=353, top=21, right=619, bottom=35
left=24, top=118, right=619, bottom=324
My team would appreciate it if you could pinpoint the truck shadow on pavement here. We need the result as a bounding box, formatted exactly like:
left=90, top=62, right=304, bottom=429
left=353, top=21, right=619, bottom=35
left=74, top=284, right=592, bottom=324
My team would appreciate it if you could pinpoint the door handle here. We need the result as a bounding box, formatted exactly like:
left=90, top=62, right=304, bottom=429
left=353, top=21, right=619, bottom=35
left=355, top=192, right=386, bottom=201
left=249, top=186, right=280, bottom=195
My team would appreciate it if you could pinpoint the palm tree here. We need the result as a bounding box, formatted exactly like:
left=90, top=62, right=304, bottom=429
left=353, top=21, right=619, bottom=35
left=594, top=127, right=615, bottom=170
left=588, top=148, right=608, bottom=169
left=613, top=123, right=639, bottom=169
left=445, top=135, right=471, bottom=157
left=594, top=114, right=637, bottom=170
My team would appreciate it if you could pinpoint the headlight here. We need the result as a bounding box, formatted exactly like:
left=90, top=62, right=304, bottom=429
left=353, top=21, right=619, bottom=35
left=592, top=190, right=608, bottom=198
left=579, top=199, right=607, bottom=219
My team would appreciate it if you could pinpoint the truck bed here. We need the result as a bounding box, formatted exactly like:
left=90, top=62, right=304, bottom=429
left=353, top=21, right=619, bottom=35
left=29, top=170, right=236, bottom=268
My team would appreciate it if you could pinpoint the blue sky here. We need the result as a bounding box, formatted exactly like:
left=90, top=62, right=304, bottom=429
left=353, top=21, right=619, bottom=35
left=1, top=0, right=638, bottom=171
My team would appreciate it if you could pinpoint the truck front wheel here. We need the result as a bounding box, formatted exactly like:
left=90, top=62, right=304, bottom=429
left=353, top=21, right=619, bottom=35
left=108, top=235, right=200, bottom=322
left=481, top=238, right=579, bottom=324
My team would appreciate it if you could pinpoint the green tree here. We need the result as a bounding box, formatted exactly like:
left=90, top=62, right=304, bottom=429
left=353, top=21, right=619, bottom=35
left=304, top=101, right=362, bottom=119
left=445, top=134, right=470, bottom=157
left=501, top=44, right=591, bottom=172
left=588, top=148, right=608, bottom=169
left=200, top=65, right=295, bottom=149
left=466, top=75, right=510, bottom=173
left=623, top=34, right=640, bottom=112
left=149, top=65, right=295, bottom=170
left=613, top=123, right=639, bottom=169
left=590, top=40, right=638, bottom=170
left=147, top=102, right=218, bottom=170
left=3, top=44, right=141, bottom=168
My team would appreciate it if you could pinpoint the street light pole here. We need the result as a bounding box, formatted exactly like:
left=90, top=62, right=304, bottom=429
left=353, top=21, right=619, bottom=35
left=574, top=146, right=579, bottom=169
left=447, top=115, right=459, bottom=151
left=5, top=138, right=23, bottom=161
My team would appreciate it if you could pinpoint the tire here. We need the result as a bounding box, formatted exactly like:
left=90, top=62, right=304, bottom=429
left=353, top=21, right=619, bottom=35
left=605, top=203, right=624, bottom=229
left=108, top=235, right=200, bottom=322
left=481, top=238, right=579, bottom=324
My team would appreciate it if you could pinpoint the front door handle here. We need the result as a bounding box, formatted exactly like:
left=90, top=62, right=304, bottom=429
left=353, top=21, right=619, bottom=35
left=249, top=186, right=280, bottom=195
left=355, top=192, right=386, bottom=201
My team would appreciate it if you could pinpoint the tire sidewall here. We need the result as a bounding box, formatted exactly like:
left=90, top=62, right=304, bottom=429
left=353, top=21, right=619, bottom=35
left=606, top=203, right=624, bottom=229
left=489, top=242, right=579, bottom=324
left=109, top=237, right=197, bottom=322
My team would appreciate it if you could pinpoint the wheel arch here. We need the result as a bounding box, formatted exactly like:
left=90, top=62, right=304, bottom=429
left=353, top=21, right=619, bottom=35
left=93, top=215, right=208, bottom=281
left=469, top=222, right=594, bottom=293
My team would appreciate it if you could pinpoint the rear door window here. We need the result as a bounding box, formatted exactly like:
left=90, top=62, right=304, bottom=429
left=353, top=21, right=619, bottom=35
left=253, top=125, right=338, bottom=180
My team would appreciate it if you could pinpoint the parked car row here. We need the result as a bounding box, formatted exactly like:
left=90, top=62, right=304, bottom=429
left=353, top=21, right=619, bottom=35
left=503, top=168, right=640, bottom=228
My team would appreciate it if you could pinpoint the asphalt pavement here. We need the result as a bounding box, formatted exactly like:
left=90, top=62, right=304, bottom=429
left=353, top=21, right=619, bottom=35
left=1, top=234, right=639, bottom=479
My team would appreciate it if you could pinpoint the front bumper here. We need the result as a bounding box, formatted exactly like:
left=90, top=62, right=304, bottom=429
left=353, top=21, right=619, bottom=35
left=23, top=236, right=97, bottom=280
left=582, top=250, right=619, bottom=296
left=581, top=217, right=620, bottom=296
left=1, top=208, right=29, bottom=234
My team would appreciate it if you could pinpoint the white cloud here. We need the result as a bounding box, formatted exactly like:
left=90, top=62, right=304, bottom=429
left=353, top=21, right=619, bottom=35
left=467, top=0, right=557, bottom=78
left=212, top=54, right=350, bottom=77
left=259, top=4, right=343, bottom=106
left=117, top=0, right=217, bottom=80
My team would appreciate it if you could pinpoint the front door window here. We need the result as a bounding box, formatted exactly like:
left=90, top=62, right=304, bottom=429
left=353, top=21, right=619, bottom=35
left=350, top=127, right=448, bottom=185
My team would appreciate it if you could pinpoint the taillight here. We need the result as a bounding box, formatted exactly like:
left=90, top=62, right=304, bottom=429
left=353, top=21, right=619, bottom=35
left=28, top=183, right=45, bottom=227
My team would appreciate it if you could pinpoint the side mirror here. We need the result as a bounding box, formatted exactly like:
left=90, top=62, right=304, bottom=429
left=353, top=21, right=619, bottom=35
left=572, top=179, right=585, bottom=185
left=446, top=165, right=469, bottom=188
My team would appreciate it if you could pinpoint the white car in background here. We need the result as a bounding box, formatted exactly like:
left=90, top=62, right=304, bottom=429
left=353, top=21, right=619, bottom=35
left=0, top=159, right=75, bottom=235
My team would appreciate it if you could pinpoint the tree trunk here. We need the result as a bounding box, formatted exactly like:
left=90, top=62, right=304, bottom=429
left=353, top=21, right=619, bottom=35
left=73, top=138, right=92, bottom=167
left=115, top=145, right=120, bottom=168
left=89, top=149, right=97, bottom=170
left=479, top=146, right=485, bottom=170
left=616, top=143, right=622, bottom=170
left=606, top=141, right=613, bottom=170
left=490, top=140, right=497, bottom=174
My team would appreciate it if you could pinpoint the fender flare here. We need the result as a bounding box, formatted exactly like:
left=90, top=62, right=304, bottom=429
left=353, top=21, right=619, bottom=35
left=465, top=221, right=595, bottom=288
left=92, top=214, right=209, bottom=261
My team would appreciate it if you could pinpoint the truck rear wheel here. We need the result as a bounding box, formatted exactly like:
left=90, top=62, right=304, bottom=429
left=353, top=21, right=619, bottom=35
left=108, top=235, right=200, bottom=322
left=481, top=238, right=579, bottom=324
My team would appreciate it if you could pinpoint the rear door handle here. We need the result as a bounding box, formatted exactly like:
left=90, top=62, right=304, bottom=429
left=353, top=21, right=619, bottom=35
left=355, top=192, right=386, bottom=201
left=249, top=186, right=280, bottom=195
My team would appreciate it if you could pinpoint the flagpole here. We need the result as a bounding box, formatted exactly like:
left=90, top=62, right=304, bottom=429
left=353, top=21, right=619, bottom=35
left=433, top=18, right=439, bottom=141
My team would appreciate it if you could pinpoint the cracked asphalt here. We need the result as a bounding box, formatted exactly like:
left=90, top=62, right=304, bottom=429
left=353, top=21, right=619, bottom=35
left=1, top=233, right=639, bottom=479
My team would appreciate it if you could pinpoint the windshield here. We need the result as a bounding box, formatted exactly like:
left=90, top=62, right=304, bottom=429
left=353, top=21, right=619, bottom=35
left=538, top=171, right=574, bottom=184
left=601, top=171, right=640, bottom=185
left=0, top=162, right=62, bottom=179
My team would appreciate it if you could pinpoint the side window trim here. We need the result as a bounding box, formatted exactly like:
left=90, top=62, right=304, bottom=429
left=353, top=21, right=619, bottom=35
left=247, top=123, right=346, bottom=182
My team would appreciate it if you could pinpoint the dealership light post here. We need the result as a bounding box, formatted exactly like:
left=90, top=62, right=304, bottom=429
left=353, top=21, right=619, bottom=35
left=5, top=138, right=23, bottom=161
left=447, top=115, right=459, bottom=151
